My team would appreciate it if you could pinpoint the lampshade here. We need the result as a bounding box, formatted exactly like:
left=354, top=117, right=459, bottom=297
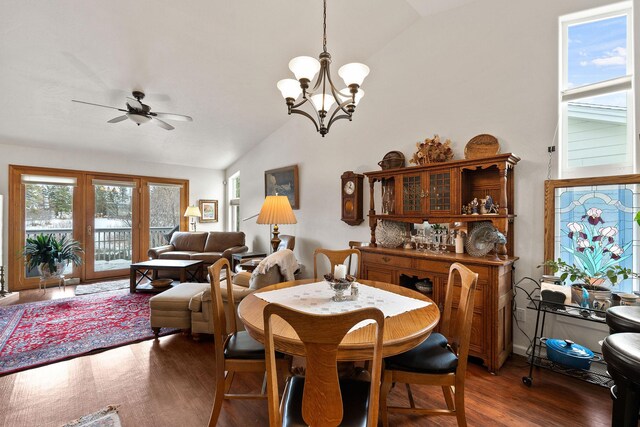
left=310, top=93, right=336, bottom=112
left=288, top=56, right=321, bottom=81
left=127, top=112, right=152, bottom=125
left=338, top=63, right=370, bottom=87
left=183, top=206, right=201, bottom=218
left=256, top=196, right=297, bottom=225
left=277, top=79, right=302, bottom=100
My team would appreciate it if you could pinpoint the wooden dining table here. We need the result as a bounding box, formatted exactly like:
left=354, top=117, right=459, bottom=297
left=237, top=279, right=440, bottom=361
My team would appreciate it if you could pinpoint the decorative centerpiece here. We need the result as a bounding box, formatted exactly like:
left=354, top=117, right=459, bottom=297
left=324, top=270, right=356, bottom=302
left=540, top=208, right=638, bottom=314
left=409, top=134, right=454, bottom=165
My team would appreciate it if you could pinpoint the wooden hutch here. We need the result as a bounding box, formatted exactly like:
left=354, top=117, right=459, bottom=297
left=362, top=153, right=519, bottom=372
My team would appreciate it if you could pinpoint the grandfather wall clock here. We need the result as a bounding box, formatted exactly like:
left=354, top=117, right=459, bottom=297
left=341, top=171, right=364, bottom=225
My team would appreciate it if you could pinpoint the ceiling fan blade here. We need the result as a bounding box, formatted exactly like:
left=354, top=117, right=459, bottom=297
left=151, top=117, right=175, bottom=130
left=126, top=98, right=144, bottom=111
left=72, top=100, right=126, bottom=111
left=107, top=115, right=128, bottom=123
left=150, top=112, right=193, bottom=122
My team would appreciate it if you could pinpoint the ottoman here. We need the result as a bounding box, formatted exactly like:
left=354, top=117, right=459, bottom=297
left=149, top=282, right=210, bottom=337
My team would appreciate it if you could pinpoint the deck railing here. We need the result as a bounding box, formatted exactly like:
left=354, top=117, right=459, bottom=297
left=25, top=226, right=175, bottom=262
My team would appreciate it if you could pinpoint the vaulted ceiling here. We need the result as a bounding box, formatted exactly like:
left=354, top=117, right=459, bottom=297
left=0, top=0, right=475, bottom=169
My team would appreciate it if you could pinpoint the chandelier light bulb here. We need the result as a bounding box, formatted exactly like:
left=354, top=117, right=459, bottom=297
left=288, top=56, right=321, bottom=82
left=338, top=63, right=370, bottom=87
left=277, top=79, right=302, bottom=100
left=310, top=93, right=336, bottom=112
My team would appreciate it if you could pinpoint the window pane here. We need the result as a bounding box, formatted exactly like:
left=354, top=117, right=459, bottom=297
left=149, top=185, right=181, bottom=247
left=554, top=184, right=638, bottom=292
left=567, top=15, right=627, bottom=89
left=566, top=91, right=628, bottom=168
left=25, top=183, right=74, bottom=277
left=94, top=184, right=133, bottom=272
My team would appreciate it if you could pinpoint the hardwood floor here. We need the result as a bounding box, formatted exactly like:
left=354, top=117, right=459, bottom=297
left=0, top=288, right=613, bottom=426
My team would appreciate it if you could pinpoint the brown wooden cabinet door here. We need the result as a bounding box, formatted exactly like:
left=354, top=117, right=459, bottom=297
left=426, top=170, right=452, bottom=213
left=364, top=266, right=396, bottom=284
left=400, top=172, right=425, bottom=215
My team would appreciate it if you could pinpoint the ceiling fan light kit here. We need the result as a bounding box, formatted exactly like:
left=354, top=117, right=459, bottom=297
left=277, top=0, right=369, bottom=137
left=72, top=90, right=193, bottom=131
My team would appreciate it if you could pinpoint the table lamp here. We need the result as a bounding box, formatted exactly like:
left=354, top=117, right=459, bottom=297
left=257, top=195, right=297, bottom=253
left=184, top=205, right=201, bottom=232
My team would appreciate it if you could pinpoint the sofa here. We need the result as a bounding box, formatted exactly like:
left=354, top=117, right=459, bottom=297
left=148, top=231, right=248, bottom=279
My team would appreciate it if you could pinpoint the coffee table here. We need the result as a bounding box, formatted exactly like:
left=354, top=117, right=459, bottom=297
left=129, top=259, right=204, bottom=293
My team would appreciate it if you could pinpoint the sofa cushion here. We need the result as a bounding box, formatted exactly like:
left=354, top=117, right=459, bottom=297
left=250, top=267, right=283, bottom=291
left=170, top=232, right=208, bottom=252
left=190, top=252, right=224, bottom=264
left=159, top=251, right=197, bottom=260
left=204, top=231, right=246, bottom=252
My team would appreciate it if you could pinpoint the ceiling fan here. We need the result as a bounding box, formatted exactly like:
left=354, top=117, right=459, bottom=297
left=72, top=91, right=193, bottom=130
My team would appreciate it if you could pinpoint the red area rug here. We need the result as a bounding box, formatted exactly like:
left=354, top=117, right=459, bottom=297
left=0, top=290, right=177, bottom=375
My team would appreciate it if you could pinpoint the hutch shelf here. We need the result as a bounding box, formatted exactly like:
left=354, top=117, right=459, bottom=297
left=360, top=153, right=520, bottom=372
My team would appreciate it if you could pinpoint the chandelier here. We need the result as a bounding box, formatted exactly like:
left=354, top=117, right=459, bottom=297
left=277, top=0, right=369, bottom=137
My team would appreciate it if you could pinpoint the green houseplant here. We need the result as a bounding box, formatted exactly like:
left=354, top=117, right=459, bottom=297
left=23, top=234, right=83, bottom=277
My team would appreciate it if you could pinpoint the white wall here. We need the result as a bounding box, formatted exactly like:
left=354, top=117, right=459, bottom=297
left=227, top=0, right=637, bottom=356
left=0, top=140, right=225, bottom=282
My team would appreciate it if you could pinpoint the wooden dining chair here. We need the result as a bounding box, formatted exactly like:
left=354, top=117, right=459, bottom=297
left=313, top=248, right=361, bottom=279
left=348, top=241, right=369, bottom=273
left=263, top=303, right=385, bottom=427
left=380, top=262, right=479, bottom=427
left=207, top=258, right=290, bottom=426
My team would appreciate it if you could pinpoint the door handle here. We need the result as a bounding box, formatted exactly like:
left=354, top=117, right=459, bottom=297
left=87, top=225, right=92, bottom=234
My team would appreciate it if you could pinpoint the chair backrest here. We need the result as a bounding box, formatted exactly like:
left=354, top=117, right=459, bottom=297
left=313, top=248, right=361, bottom=279
left=277, top=235, right=296, bottom=251
left=348, top=241, right=369, bottom=273
left=208, top=259, right=237, bottom=348
left=263, top=304, right=384, bottom=427
left=440, top=262, right=479, bottom=373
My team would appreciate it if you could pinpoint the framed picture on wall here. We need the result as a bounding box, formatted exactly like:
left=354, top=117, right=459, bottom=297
left=199, top=199, right=218, bottom=222
left=265, top=165, right=299, bottom=209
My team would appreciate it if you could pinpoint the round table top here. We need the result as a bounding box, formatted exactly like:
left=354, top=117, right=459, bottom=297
left=237, top=279, right=440, bottom=361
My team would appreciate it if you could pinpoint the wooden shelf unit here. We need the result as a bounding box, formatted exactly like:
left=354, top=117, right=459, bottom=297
left=361, top=153, right=520, bottom=372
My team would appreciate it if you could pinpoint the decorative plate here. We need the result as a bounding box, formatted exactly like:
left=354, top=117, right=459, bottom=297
left=465, top=221, right=502, bottom=257
left=375, top=220, right=405, bottom=248
left=464, top=134, right=500, bottom=159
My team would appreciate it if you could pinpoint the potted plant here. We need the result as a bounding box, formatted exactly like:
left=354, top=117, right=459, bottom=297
left=540, top=207, right=638, bottom=309
left=23, top=234, right=83, bottom=279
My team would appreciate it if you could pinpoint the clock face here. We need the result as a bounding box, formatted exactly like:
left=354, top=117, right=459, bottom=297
left=344, top=180, right=355, bottom=195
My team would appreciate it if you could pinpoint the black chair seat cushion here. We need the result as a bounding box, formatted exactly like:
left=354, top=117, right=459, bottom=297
left=606, top=306, right=640, bottom=334
left=602, top=333, right=640, bottom=384
left=224, top=331, right=283, bottom=360
left=385, top=334, right=458, bottom=374
left=281, top=375, right=370, bottom=427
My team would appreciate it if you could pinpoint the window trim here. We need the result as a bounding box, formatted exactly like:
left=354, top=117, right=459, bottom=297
left=558, top=1, right=635, bottom=178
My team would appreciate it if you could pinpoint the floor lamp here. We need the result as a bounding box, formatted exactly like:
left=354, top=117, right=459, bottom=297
left=257, top=195, right=297, bottom=253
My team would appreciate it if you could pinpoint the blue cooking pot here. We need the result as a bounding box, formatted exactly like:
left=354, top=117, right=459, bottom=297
left=542, top=338, right=596, bottom=370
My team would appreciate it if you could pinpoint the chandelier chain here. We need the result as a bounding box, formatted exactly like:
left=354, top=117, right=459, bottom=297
left=322, top=0, right=327, bottom=52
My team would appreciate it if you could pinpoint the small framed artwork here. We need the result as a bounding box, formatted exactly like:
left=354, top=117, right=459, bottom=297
left=199, top=199, right=218, bottom=222
left=265, top=165, right=299, bottom=209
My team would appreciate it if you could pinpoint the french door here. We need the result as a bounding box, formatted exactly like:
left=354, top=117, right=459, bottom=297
left=84, top=175, right=141, bottom=280
left=9, top=165, right=189, bottom=291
